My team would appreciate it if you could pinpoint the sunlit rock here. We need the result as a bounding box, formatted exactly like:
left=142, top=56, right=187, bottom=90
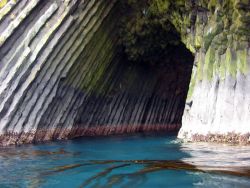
left=178, top=0, right=250, bottom=144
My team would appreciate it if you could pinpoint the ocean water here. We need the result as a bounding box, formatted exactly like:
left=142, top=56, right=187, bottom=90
left=0, top=133, right=250, bottom=188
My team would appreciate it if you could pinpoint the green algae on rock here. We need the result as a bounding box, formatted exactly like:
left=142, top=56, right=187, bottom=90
left=178, top=0, right=250, bottom=143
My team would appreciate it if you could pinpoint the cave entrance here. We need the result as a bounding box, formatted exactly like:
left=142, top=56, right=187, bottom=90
left=74, top=0, right=194, bottom=135
left=115, top=1, right=195, bottom=131
left=77, top=44, right=193, bottom=133
left=76, top=18, right=194, bottom=134
left=110, top=41, right=195, bottom=132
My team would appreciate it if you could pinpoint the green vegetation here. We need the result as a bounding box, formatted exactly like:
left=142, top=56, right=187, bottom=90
left=117, top=0, right=249, bottom=100
left=119, top=0, right=184, bottom=65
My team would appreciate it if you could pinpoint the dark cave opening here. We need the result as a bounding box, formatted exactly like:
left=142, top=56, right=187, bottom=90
left=114, top=0, right=195, bottom=129
left=70, top=0, right=195, bottom=135
left=73, top=27, right=194, bottom=134
left=74, top=44, right=194, bottom=135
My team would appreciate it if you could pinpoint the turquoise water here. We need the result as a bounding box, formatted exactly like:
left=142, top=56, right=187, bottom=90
left=0, top=134, right=250, bottom=188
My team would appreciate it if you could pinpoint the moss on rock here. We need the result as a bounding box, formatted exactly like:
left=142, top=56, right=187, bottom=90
left=162, top=0, right=249, bottom=98
left=204, top=46, right=216, bottom=80
left=0, top=0, right=7, bottom=9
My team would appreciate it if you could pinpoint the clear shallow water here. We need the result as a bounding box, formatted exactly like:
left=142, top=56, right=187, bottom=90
left=0, top=134, right=250, bottom=188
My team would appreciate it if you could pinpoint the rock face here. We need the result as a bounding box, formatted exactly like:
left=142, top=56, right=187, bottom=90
left=0, top=0, right=193, bottom=146
left=175, top=0, right=250, bottom=144
left=2, top=0, right=248, bottom=146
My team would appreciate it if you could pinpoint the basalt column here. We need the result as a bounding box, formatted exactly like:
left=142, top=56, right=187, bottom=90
left=175, top=0, right=250, bottom=144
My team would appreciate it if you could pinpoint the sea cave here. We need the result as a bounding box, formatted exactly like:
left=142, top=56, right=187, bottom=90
left=0, top=0, right=250, bottom=187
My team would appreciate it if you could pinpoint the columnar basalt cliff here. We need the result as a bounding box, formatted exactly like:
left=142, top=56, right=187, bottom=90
left=0, top=0, right=193, bottom=146
left=0, top=0, right=249, bottom=146
left=172, top=0, right=250, bottom=144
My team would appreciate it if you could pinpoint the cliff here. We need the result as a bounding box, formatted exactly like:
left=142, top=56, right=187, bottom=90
left=173, top=0, right=250, bottom=144
left=0, top=0, right=249, bottom=146
left=0, top=0, right=192, bottom=146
